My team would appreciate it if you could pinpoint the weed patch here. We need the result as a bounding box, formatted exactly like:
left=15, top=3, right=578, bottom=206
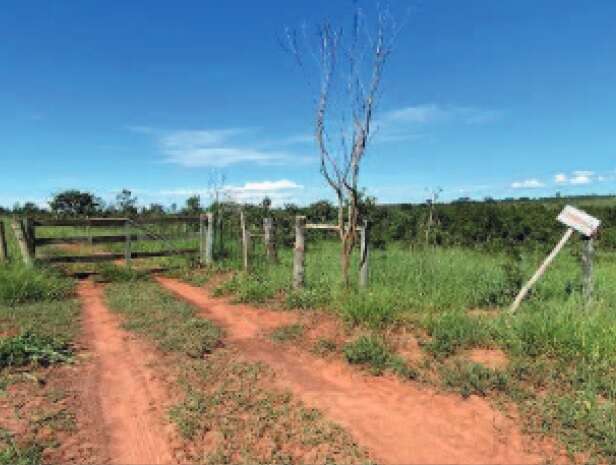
left=270, top=324, right=304, bottom=343
left=440, top=359, right=508, bottom=398
left=0, top=332, right=72, bottom=370
left=0, top=266, right=73, bottom=305
left=343, top=335, right=416, bottom=378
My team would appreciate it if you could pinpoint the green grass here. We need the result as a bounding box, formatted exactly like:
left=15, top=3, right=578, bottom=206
left=198, top=239, right=616, bottom=461
left=343, top=335, right=417, bottom=379
left=0, top=265, right=74, bottom=305
left=104, top=275, right=369, bottom=464
left=104, top=281, right=222, bottom=358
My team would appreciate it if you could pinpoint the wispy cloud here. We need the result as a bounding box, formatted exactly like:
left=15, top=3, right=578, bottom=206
left=129, top=126, right=313, bottom=168
left=382, top=104, right=503, bottom=126
left=511, top=178, right=545, bottom=189
left=554, top=170, right=597, bottom=186
left=373, top=103, right=502, bottom=144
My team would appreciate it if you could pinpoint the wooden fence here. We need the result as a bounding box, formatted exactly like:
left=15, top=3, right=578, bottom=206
left=10, top=215, right=214, bottom=265
left=4, top=212, right=370, bottom=287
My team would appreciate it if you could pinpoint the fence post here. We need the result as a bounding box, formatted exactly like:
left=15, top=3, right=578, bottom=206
left=199, top=214, right=206, bottom=265
left=23, top=218, right=36, bottom=259
left=293, top=215, right=306, bottom=290
left=263, top=217, right=277, bottom=263
left=359, top=219, right=369, bottom=288
left=581, top=236, right=594, bottom=308
left=240, top=210, right=249, bottom=272
left=124, top=220, right=132, bottom=265
left=206, top=212, right=214, bottom=265
left=0, top=221, right=8, bottom=263
left=11, top=219, right=33, bottom=266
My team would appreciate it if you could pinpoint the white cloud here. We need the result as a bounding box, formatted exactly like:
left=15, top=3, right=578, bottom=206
left=158, top=179, right=304, bottom=206
left=382, top=104, right=502, bottom=126
left=554, top=173, right=568, bottom=184
left=569, top=174, right=592, bottom=185
left=554, top=170, right=596, bottom=186
left=511, top=179, right=545, bottom=189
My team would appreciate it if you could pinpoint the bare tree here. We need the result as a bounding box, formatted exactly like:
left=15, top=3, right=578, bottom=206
left=284, top=6, right=398, bottom=286
left=424, top=187, right=443, bottom=246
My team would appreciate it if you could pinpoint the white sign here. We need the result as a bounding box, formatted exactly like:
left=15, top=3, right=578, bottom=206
left=557, top=205, right=600, bottom=237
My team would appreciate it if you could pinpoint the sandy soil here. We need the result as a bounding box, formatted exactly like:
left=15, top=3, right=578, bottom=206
left=156, top=276, right=556, bottom=465
left=77, top=281, right=176, bottom=465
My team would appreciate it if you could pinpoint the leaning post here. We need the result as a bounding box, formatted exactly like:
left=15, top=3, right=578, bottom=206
left=0, top=221, right=8, bottom=262
left=359, top=219, right=369, bottom=288
left=199, top=213, right=207, bottom=265
left=581, top=235, right=595, bottom=309
left=124, top=219, right=132, bottom=266
left=11, top=219, right=33, bottom=267
left=206, top=212, right=214, bottom=265
left=263, top=217, right=278, bottom=263
left=293, top=215, right=306, bottom=290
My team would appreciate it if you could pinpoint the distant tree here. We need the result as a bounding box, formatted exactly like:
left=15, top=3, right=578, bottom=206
left=184, top=195, right=201, bottom=214
left=306, top=200, right=336, bottom=223
left=146, top=203, right=165, bottom=216
left=284, top=5, right=399, bottom=285
left=169, top=203, right=177, bottom=214
left=116, top=189, right=138, bottom=215
left=49, top=190, right=101, bottom=216
left=261, top=196, right=272, bottom=212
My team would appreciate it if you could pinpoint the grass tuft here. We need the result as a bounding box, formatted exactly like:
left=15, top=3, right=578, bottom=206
left=0, top=265, right=73, bottom=305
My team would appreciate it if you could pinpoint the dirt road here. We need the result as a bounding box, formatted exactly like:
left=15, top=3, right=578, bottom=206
left=156, top=276, right=555, bottom=465
left=78, top=281, right=175, bottom=465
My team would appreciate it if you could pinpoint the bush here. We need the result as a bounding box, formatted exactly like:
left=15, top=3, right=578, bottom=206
left=343, top=335, right=416, bottom=378
left=440, top=360, right=508, bottom=398
left=0, top=332, right=72, bottom=369
left=0, top=266, right=73, bottom=305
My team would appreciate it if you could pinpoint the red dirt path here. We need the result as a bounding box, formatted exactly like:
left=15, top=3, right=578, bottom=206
left=156, top=276, right=555, bottom=465
left=78, top=281, right=175, bottom=465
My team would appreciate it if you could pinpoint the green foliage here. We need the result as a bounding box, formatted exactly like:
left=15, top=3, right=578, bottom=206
left=94, top=263, right=149, bottom=283
left=0, top=332, right=72, bottom=369
left=270, top=324, right=304, bottom=343
left=0, top=432, right=42, bottom=465
left=0, top=265, right=73, bottom=305
left=424, top=310, right=493, bottom=357
left=343, top=335, right=416, bottom=378
left=311, top=338, right=338, bottom=356
left=440, top=360, right=509, bottom=398
left=105, top=282, right=221, bottom=358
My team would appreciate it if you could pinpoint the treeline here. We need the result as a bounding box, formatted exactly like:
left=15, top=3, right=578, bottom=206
left=3, top=189, right=616, bottom=251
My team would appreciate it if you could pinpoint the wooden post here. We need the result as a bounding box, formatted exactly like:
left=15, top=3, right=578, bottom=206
left=124, top=220, right=132, bottom=265
left=0, top=221, right=8, bottom=263
left=581, top=235, right=594, bottom=308
left=293, top=215, right=306, bottom=289
left=240, top=210, right=249, bottom=272
left=23, top=218, right=36, bottom=259
left=199, top=213, right=206, bottom=265
left=359, top=220, right=369, bottom=288
left=206, top=212, right=214, bottom=265
left=263, top=217, right=277, bottom=263
left=11, top=220, right=33, bottom=266
left=510, top=227, right=574, bottom=312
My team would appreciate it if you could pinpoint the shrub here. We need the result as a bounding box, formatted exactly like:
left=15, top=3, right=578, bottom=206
left=343, top=335, right=416, bottom=378
left=0, top=266, right=73, bottom=305
left=0, top=332, right=72, bottom=369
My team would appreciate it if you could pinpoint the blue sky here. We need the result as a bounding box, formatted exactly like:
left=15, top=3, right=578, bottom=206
left=1, top=0, right=615, bottom=208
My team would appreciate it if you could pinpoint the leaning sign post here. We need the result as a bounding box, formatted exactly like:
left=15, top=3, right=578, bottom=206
left=509, top=205, right=600, bottom=313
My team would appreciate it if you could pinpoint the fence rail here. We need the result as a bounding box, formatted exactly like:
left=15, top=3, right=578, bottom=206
left=12, top=216, right=208, bottom=266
